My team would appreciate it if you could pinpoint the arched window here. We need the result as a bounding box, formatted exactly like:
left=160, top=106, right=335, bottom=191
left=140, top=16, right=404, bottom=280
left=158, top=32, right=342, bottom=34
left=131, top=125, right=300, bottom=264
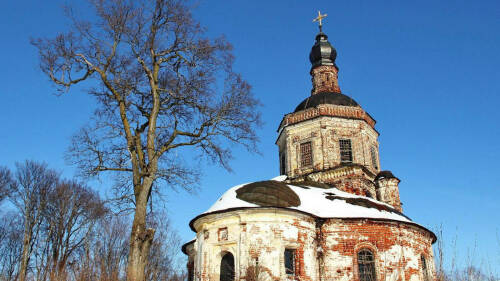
left=357, top=249, right=376, bottom=281
left=187, top=260, right=194, bottom=281
left=220, top=252, right=235, bottom=281
left=421, top=255, right=430, bottom=281
left=280, top=150, right=286, bottom=175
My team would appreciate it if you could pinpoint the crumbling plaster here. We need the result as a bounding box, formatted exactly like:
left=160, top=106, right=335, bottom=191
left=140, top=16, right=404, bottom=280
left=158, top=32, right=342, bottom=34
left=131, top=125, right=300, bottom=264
left=187, top=209, right=435, bottom=281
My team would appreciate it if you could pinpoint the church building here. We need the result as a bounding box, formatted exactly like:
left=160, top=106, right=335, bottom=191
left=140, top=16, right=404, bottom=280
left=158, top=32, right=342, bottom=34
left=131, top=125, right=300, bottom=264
left=182, top=13, right=437, bottom=281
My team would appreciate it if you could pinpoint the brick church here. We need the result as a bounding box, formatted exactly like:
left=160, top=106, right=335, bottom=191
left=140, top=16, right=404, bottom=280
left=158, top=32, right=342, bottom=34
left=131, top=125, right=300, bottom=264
left=183, top=13, right=437, bottom=281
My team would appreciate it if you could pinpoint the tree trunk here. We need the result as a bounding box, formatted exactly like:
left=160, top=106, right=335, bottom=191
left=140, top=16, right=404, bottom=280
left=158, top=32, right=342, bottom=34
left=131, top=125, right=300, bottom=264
left=19, top=225, right=32, bottom=281
left=126, top=181, right=155, bottom=281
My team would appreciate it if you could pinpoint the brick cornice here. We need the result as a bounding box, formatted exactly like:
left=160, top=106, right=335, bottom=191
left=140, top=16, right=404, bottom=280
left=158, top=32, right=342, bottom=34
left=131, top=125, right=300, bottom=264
left=277, top=104, right=377, bottom=133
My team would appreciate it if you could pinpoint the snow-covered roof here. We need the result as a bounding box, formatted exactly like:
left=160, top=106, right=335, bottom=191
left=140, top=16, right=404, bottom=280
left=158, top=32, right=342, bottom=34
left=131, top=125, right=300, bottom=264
left=200, top=176, right=412, bottom=224
left=184, top=176, right=438, bottom=253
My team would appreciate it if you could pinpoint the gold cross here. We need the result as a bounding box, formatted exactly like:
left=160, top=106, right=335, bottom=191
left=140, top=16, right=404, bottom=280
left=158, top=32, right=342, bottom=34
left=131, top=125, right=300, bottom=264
left=313, top=11, right=328, bottom=27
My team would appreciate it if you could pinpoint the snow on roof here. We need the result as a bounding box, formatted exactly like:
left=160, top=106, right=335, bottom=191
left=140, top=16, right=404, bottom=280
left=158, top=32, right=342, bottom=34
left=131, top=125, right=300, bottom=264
left=203, top=176, right=412, bottom=223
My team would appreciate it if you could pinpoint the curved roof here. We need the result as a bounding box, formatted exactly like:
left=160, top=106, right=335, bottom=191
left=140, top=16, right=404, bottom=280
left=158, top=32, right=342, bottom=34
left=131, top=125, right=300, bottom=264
left=185, top=176, right=437, bottom=251
left=294, top=92, right=359, bottom=113
left=375, top=170, right=399, bottom=181
left=198, top=176, right=411, bottom=224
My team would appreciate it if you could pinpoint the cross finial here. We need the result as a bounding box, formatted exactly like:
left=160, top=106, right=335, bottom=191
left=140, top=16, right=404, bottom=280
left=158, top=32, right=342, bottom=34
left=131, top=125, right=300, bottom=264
left=313, top=11, right=327, bottom=32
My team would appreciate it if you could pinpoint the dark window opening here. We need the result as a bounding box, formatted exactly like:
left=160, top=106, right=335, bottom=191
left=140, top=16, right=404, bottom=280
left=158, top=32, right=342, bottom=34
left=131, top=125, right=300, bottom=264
left=365, top=191, right=373, bottom=198
left=358, top=249, right=376, bottom=281
left=284, top=248, right=296, bottom=276
left=220, top=252, right=235, bottom=281
left=370, top=146, right=378, bottom=169
left=188, top=261, right=194, bottom=281
left=300, top=142, right=313, bottom=167
left=339, top=139, right=353, bottom=163
left=280, top=151, right=286, bottom=175
left=421, top=255, right=430, bottom=281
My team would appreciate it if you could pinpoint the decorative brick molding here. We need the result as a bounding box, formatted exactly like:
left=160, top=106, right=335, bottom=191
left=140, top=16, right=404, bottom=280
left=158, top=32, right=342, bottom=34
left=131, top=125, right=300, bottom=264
left=279, top=104, right=376, bottom=132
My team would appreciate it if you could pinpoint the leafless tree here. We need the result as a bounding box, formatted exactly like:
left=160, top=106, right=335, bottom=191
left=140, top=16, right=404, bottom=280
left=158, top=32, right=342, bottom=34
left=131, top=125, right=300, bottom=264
left=9, top=161, right=59, bottom=281
left=69, top=214, right=130, bottom=281
left=67, top=212, right=184, bottom=281
left=32, top=0, right=261, bottom=279
left=0, top=213, right=23, bottom=281
left=40, top=179, right=108, bottom=280
left=144, top=212, right=183, bottom=281
left=0, top=166, right=13, bottom=203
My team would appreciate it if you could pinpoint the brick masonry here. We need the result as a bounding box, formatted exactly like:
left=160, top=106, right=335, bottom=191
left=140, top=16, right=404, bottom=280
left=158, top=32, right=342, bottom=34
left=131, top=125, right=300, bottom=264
left=185, top=209, right=436, bottom=281
left=311, top=65, right=341, bottom=95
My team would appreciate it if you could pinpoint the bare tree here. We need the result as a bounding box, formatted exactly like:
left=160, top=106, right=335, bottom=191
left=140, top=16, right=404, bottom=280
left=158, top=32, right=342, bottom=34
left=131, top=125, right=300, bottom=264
left=66, top=215, right=129, bottom=281
left=0, top=166, right=13, bottom=203
left=91, top=216, right=130, bottom=281
left=9, top=161, right=59, bottom=281
left=0, top=212, right=23, bottom=281
left=32, top=0, right=261, bottom=279
left=68, top=212, right=184, bottom=281
left=145, top=212, right=183, bottom=281
left=41, top=180, right=107, bottom=280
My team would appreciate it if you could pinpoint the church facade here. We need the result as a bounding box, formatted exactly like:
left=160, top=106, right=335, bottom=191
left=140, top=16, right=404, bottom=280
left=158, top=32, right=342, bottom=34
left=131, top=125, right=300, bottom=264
left=183, top=20, right=436, bottom=281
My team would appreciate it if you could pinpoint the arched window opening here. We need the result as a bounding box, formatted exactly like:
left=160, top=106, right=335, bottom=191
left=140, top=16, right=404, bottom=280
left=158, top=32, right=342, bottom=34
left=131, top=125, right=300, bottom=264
left=421, top=255, right=430, bottom=281
left=280, top=150, right=286, bottom=175
left=357, top=249, right=376, bottom=281
left=220, top=252, right=235, bottom=281
left=284, top=248, right=296, bottom=276
left=188, top=260, right=194, bottom=281
left=365, top=191, right=373, bottom=199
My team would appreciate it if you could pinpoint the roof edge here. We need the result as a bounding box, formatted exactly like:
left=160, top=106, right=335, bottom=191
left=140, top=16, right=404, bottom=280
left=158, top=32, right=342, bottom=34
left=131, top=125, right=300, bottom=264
left=188, top=207, right=437, bottom=243
left=181, top=239, right=195, bottom=255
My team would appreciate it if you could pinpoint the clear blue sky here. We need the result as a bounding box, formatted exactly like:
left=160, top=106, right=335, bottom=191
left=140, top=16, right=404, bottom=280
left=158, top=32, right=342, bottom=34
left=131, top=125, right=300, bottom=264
left=1, top=0, right=499, bottom=271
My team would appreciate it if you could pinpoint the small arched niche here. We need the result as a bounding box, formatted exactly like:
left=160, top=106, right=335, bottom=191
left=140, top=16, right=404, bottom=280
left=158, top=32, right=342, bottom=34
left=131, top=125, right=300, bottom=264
left=220, top=252, right=235, bottom=281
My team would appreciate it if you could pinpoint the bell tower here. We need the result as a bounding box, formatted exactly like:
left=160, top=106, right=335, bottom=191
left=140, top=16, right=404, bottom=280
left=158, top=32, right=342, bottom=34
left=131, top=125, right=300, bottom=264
left=276, top=13, right=402, bottom=211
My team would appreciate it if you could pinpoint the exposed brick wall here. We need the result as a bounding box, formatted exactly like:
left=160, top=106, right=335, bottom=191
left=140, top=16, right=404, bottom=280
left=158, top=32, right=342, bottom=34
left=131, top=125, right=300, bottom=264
left=376, top=177, right=403, bottom=212
left=276, top=117, right=379, bottom=180
left=186, top=210, right=436, bottom=281
left=311, top=65, right=341, bottom=95
left=322, top=219, right=435, bottom=281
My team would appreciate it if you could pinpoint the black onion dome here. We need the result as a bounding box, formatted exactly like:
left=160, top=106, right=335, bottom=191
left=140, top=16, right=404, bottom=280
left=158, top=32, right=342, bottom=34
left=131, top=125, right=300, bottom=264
left=294, top=92, right=359, bottom=112
left=309, top=32, right=337, bottom=69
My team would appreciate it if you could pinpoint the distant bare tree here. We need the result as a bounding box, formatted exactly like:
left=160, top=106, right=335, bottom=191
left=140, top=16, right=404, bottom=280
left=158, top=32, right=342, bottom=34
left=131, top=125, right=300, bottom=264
left=145, top=212, right=183, bottom=281
left=0, top=166, right=13, bottom=203
left=0, top=213, right=23, bottom=281
left=68, top=212, right=184, bottom=281
left=66, top=214, right=130, bottom=281
left=40, top=180, right=107, bottom=280
left=91, top=216, right=130, bottom=281
left=32, top=0, right=261, bottom=279
left=9, top=161, right=59, bottom=281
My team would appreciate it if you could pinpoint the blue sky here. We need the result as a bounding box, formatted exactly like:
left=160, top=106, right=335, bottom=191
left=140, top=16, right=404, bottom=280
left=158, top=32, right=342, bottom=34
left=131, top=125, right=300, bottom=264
left=1, top=0, right=499, bottom=271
